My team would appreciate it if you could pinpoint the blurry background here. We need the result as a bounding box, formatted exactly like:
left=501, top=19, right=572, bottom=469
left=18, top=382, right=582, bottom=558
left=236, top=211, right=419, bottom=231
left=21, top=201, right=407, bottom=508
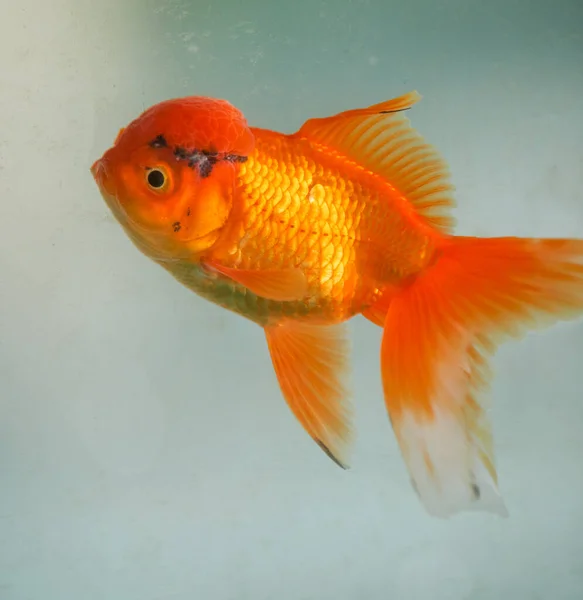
left=1, top=1, right=582, bottom=598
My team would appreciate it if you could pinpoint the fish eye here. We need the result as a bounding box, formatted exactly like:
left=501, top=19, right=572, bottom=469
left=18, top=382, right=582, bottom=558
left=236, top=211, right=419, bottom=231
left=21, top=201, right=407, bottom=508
left=146, top=168, right=167, bottom=190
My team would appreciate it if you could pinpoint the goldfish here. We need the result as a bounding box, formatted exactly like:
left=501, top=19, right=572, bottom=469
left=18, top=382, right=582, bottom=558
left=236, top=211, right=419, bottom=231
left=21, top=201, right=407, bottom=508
left=91, top=90, right=583, bottom=518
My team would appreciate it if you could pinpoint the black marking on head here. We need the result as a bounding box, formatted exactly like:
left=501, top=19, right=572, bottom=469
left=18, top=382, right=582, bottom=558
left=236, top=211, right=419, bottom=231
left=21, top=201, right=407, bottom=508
left=315, top=439, right=347, bottom=470
left=197, top=151, right=219, bottom=178
left=186, top=207, right=191, bottom=216
left=149, top=134, right=168, bottom=148
left=172, top=221, right=181, bottom=232
left=225, top=154, right=248, bottom=164
left=171, top=144, right=248, bottom=178
left=174, top=146, right=187, bottom=160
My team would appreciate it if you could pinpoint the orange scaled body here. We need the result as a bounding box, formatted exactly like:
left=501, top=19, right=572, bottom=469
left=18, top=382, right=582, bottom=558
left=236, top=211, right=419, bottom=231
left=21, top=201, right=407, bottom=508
left=209, top=124, right=436, bottom=325
left=91, top=91, right=583, bottom=519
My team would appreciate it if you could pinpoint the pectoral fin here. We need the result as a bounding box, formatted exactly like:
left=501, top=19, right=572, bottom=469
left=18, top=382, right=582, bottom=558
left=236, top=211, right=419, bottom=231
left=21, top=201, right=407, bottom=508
left=203, top=260, right=308, bottom=302
left=264, top=320, right=352, bottom=468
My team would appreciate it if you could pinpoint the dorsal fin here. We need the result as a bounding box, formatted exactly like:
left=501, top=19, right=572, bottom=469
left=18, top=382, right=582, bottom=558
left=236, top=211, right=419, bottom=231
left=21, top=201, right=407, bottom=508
left=294, top=91, right=456, bottom=233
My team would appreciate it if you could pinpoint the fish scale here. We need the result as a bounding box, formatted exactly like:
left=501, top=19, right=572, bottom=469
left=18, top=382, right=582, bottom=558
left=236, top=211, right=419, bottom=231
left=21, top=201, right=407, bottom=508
left=211, top=130, right=425, bottom=321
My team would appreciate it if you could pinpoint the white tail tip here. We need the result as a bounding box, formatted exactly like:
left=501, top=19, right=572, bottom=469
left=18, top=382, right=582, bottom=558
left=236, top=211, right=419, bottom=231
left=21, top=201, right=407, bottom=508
left=395, top=408, right=509, bottom=519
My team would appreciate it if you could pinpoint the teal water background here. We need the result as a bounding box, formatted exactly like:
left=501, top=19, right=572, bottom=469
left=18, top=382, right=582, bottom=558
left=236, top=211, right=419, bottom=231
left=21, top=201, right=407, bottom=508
left=1, top=1, right=582, bottom=598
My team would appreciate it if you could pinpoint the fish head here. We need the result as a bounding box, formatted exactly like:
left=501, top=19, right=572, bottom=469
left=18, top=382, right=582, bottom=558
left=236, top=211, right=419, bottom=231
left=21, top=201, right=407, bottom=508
left=91, top=96, right=255, bottom=261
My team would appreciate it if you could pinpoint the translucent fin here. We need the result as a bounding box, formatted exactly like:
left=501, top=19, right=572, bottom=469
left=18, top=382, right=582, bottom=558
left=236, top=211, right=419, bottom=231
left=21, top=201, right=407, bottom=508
left=295, top=91, right=456, bottom=233
left=265, top=321, right=352, bottom=468
left=203, top=260, right=308, bottom=302
left=381, top=236, right=583, bottom=518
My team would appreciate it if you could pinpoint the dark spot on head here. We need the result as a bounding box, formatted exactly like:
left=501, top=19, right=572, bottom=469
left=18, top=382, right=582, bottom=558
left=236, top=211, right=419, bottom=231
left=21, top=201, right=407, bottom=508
left=186, top=207, right=191, bottom=216
left=225, top=154, right=248, bottom=163
left=172, top=221, right=181, bottom=232
left=174, top=146, right=188, bottom=160
left=196, top=154, right=218, bottom=178
left=149, top=134, right=168, bottom=148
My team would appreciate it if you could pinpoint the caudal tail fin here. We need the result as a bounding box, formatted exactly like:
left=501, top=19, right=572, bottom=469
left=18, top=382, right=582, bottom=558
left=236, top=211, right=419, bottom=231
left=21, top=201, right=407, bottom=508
left=380, top=236, right=583, bottom=518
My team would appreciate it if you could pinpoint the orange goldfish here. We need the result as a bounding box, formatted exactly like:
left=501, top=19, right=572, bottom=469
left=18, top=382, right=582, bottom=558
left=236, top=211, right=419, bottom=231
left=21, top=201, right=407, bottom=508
left=91, top=91, right=583, bottom=518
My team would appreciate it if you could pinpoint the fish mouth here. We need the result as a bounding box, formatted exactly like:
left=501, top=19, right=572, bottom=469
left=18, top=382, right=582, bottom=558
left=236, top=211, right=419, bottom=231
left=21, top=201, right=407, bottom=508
left=91, top=157, right=112, bottom=193
left=90, top=158, right=101, bottom=178
left=90, top=156, right=126, bottom=221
